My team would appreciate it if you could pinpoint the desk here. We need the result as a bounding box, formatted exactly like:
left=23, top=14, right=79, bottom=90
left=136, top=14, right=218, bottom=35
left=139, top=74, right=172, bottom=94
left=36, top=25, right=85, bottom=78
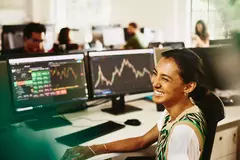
left=0, top=99, right=240, bottom=160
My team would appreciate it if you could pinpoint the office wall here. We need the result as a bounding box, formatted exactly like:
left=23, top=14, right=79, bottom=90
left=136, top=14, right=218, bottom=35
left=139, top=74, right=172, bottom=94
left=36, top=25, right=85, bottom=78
left=110, top=0, right=191, bottom=46
left=0, top=0, right=29, bottom=24
left=0, top=0, right=55, bottom=24
left=31, top=0, right=55, bottom=24
left=0, top=0, right=192, bottom=46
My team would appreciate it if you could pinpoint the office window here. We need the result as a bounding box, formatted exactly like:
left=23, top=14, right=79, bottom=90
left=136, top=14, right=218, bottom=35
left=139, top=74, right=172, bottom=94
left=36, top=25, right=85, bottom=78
left=191, top=0, right=229, bottom=39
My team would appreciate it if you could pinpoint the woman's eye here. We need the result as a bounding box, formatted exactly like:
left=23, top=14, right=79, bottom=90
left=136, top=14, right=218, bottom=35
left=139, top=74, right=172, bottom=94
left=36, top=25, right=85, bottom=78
left=162, top=78, right=169, bottom=82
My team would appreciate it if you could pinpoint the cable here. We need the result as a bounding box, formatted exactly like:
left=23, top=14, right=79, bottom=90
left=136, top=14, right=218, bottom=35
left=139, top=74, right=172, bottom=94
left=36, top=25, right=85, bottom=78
left=87, top=99, right=111, bottom=108
left=61, top=114, right=124, bottom=126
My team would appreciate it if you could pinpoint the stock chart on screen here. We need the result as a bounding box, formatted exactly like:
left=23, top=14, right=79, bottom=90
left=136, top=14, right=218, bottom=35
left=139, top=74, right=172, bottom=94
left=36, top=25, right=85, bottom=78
left=8, top=54, right=88, bottom=111
left=89, top=49, right=154, bottom=97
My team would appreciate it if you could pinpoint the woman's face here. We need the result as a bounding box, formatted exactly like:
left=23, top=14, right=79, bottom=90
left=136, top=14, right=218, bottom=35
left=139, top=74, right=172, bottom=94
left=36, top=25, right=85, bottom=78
left=196, top=23, right=203, bottom=33
left=151, top=57, right=186, bottom=106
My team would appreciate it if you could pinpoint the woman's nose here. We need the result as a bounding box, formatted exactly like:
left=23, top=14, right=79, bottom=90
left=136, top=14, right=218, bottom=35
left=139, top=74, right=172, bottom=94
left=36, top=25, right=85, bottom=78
left=152, top=77, right=161, bottom=88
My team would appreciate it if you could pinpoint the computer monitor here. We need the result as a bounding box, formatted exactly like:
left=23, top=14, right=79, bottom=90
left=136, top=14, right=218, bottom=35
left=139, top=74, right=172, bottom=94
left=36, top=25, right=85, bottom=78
left=2, top=24, right=55, bottom=54
left=88, top=49, right=155, bottom=115
left=1, top=25, right=26, bottom=51
left=162, top=42, right=185, bottom=49
left=7, top=53, right=88, bottom=130
left=190, top=46, right=240, bottom=90
left=148, top=42, right=162, bottom=48
left=0, top=57, right=15, bottom=127
left=153, top=48, right=171, bottom=63
left=102, top=27, right=125, bottom=46
left=210, top=39, right=233, bottom=46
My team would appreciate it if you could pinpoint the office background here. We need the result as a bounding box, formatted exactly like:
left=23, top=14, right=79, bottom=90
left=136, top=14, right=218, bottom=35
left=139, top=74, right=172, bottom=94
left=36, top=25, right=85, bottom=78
left=0, top=0, right=240, bottom=160
left=0, top=0, right=238, bottom=48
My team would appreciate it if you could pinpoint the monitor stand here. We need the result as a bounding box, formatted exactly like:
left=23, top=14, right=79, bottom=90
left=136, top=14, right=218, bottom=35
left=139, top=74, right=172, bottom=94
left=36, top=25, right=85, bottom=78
left=25, top=116, right=72, bottom=131
left=101, top=95, right=142, bottom=115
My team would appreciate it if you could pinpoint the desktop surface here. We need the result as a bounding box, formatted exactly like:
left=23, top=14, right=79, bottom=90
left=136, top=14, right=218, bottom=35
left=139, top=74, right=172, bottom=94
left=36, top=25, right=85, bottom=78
left=0, top=99, right=240, bottom=160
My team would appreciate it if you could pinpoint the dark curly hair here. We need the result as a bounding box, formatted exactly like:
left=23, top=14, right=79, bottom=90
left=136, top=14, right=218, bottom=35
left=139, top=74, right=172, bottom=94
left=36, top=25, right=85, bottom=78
left=23, top=22, right=46, bottom=39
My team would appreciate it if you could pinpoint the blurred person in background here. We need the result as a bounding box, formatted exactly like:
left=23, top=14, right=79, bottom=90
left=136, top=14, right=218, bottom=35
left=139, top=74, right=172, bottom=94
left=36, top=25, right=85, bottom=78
left=124, top=22, right=149, bottom=49
left=192, top=20, right=210, bottom=48
left=7, top=22, right=46, bottom=54
left=49, top=27, right=79, bottom=53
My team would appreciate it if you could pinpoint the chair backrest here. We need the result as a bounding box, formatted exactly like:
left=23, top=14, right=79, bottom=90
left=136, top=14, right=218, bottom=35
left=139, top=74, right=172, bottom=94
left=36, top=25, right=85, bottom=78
left=195, top=92, right=225, bottom=160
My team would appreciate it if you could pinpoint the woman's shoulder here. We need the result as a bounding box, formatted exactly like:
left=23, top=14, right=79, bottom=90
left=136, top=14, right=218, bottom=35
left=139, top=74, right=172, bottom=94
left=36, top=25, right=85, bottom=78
left=179, top=106, right=205, bottom=121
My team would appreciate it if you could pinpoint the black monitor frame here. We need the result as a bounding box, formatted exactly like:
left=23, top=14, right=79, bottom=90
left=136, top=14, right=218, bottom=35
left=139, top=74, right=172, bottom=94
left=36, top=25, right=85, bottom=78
left=1, top=24, right=55, bottom=54
left=162, top=42, right=185, bottom=49
left=87, top=49, right=155, bottom=115
left=0, top=56, right=15, bottom=127
left=210, top=39, right=233, bottom=45
left=1, top=24, right=26, bottom=52
left=4, top=52, right=89, bottom=129
left=189, top=46, right=240, bottom=91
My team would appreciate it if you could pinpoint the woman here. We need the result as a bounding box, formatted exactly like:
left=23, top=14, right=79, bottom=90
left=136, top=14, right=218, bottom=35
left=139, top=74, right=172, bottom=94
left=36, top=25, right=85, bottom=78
left=193, top=20, right=210, bottom=47
left=61, top=49, right=208, bottom=160
left=49, top=27, right=79, bottom=52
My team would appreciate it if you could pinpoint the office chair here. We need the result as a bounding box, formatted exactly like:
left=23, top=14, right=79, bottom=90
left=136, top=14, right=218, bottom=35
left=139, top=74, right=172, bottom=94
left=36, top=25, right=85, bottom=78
left=195, top=92, right=225, bottom=159
left=125, top=92, right=225, bottom=160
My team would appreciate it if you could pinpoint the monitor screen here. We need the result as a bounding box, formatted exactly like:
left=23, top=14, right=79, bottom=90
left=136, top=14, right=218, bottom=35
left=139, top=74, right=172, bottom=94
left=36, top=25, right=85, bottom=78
left=8, top=53, right=88, bottom=112
left=102, top=27, right=125, bottom=46
left=89, top=49, right=155, bottom=98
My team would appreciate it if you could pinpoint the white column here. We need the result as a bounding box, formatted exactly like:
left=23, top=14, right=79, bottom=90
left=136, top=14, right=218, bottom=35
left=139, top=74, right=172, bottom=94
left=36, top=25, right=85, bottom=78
left=31, top=0, right=56, bottom=24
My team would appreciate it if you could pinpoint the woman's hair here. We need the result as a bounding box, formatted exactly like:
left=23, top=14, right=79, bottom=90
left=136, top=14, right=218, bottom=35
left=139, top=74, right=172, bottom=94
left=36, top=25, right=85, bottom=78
left=195, top=20, right=208, bottom=41
left=58, top=27, right=71, bottom=44
left=162, top=49, right=209, bottom=101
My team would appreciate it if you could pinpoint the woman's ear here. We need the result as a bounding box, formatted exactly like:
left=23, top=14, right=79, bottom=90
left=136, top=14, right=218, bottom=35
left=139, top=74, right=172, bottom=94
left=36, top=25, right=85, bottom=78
left=184, top=82, right=197, bottom=94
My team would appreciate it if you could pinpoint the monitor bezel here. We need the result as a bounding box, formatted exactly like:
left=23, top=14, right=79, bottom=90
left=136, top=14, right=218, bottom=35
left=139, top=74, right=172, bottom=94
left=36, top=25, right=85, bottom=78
left=87, top=49, right=155, bottom=99
left=5, top=52, right=89, bottom=119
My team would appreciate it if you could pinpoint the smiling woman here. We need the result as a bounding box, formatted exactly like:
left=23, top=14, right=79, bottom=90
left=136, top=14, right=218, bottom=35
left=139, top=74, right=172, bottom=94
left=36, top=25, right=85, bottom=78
left=152, top=49, right=208, bottom=160
left=61, top=49, right=209, bottom=160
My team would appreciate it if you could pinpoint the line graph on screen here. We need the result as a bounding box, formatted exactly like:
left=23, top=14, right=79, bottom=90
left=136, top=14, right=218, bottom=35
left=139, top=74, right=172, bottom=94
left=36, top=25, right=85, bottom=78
left=94, top=58, right=152, bottom=88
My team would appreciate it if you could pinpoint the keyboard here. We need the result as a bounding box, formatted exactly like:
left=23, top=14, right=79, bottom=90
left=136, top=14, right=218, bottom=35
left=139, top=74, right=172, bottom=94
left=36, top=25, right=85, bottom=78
left=25, top=117, right=72, bottom=131
left=55, top=121, right=125, bottom=146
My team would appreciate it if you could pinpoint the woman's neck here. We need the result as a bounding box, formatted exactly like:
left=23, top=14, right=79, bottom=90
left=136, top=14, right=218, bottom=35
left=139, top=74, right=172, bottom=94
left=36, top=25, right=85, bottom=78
left=164, top=98, right=194, bottom=122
